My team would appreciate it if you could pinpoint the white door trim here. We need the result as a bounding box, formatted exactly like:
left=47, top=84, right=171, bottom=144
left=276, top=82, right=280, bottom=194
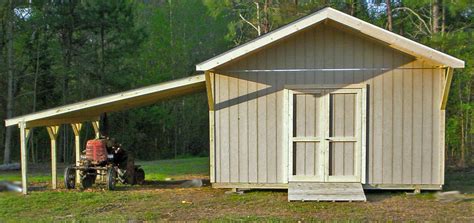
left=286, top=86, right=367, bottom=183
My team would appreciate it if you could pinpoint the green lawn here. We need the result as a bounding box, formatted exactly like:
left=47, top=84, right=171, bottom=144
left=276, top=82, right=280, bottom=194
left=0, top=157, right=473, bottom=222
left=139, top=157, right=209, bottom=180
left=0, top=157, right=209, bottom=183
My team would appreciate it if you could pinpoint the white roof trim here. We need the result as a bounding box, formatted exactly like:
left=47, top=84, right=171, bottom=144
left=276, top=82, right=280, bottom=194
left=196, top=7, right=464, bottom=71
left=5, top=74, right=206, bottom=128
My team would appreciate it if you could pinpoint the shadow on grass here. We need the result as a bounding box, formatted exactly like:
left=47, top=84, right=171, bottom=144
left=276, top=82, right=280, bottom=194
left=444, top=168, right=474, bottom=193
left=111, top=178, right=212, bottom=191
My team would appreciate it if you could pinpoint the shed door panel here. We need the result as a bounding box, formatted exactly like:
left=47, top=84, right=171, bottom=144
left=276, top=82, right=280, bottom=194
left=289, top=88, right=363, bottom=183
left=328, top=93, right=357, bottom=177
left=292, top=93, right=324, bottom=181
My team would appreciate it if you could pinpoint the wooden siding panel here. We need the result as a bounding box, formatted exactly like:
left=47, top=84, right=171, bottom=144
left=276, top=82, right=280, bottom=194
left=422, top=63, right=433, bottom=184
left=266, top=46, right=278, bottom=183
left=382, top=48, right=393, bottom=184
left=229, top=72, right=239, bottom=183
left=353, top=36, right=364, bottom=83
left=238, top=60, right=249, bottom=183
left=324, top=26, right=335, bottom=84
left=247, top=57, right=258, bottom=183
left=372, top=44, right=384, bottom=184
left=219, top=74, right=230, bottom=182
left=213, top=24, right=444, bottom=186
left=392, top=51, right=404, bottom=184
left=276, top=41, right=286, bottom=183
left=257, top=51, right=267, bottom=183
left=334, top=29, right=344, bottom=84
left=364, top=40, right=375, bottom=184
left=402, top=62, right=413, bottom=184
left=343, top=30, right=355, bottom=84
left=314, top=27, right=325, bottom=83
left=412, top=60, right=423, bottom=184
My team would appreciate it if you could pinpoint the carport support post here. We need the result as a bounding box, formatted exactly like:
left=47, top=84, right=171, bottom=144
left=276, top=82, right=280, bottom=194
left=46, top=126, right=60, bottom=189
left=205, top=71, right=215, bottom=183
left=71, top=123, right=82, bottom=184
left=92, top=120, right=100, bottom=139
left=19, top=121, right=30, bottom=195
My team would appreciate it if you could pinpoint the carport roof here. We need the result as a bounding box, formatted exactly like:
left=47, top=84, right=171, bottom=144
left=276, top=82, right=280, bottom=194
left=5, top=74, right=206, bottom=128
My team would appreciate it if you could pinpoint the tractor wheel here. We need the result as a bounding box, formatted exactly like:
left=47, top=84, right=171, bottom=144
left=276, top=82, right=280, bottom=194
left=81, top=170, right=96, bottom=189
left=134, top=168, right=145, bottom=185
left=64, top=166, right=76, bottom=189
left=106, top=167, right=117, bottom=190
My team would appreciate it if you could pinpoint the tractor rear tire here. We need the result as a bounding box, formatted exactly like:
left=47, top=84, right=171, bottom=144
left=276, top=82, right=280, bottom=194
left=81, top=170, right=96, bottom=189
left=106, top=167, right=116, bottom=190
left=134, top=168, right=145, bottom=185
left=64, top=166, right=76, bottom=189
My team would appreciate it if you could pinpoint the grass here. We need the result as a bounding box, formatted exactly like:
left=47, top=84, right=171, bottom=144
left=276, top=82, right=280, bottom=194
left=139, top=157, right=209, bottom=180
left=0, top=157, right=209, bottom=183
left=0, top=157, right=473, bottom=222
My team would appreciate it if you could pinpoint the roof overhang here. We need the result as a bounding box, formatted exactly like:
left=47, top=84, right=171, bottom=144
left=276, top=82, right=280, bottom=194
left=5, top=74, right=206, bottom=128
left=196, top=7, right=465, bottom=71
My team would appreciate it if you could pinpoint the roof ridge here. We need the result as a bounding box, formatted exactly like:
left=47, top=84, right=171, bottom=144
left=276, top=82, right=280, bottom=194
left=196, top=7, right=464, bottom=71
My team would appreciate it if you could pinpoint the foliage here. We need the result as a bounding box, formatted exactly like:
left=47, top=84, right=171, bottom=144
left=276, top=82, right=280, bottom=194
left=0, top=0, right=472, bottom=166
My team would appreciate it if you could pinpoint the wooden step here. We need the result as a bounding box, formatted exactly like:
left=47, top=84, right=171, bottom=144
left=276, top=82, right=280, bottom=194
left=288, top=182, right=366, bottom=202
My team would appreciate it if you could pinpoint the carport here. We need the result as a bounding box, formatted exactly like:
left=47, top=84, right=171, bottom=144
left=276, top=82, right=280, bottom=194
left=4, top=74, right=208, bottom=194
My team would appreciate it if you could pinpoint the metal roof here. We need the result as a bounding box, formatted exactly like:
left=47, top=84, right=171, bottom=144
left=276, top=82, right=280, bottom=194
left=5, top=74, right=206, bottom=128
left=196, top=7, right=464, bottom=71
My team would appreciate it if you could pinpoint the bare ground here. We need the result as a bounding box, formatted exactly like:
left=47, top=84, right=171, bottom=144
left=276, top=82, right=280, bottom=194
left=0, top=159, right=473, bottom=222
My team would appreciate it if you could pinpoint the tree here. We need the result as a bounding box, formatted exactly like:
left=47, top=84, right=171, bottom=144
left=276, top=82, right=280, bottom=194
left=3, top=0, right=14, bottom=164
left=386, top=0, right=393, bottom=31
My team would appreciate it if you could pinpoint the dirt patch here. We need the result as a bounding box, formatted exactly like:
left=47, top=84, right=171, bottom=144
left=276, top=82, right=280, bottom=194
left=2, top=161, right=473, bottom=221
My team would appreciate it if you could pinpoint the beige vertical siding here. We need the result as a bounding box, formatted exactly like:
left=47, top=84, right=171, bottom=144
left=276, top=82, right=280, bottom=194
left=212, top=23, right=444, bottom=185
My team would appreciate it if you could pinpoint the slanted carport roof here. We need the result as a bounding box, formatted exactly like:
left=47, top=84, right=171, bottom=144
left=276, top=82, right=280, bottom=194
left=5, top=74, right=206, bottom=128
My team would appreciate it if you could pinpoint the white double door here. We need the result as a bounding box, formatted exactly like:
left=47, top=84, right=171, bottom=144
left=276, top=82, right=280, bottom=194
left=288, top=88, right=365, bottom=183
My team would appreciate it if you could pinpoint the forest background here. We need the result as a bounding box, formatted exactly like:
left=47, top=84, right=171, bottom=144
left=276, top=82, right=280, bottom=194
left=0, top=0, right=472, bottom=169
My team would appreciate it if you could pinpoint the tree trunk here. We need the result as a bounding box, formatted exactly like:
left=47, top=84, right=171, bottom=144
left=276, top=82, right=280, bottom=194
left=29, top=31, right=41, bottom=164
left=386, top=0, right=393, bottom=31
left=3, top=0, right=14, bottom=164
left=262, top=0, right=270, bottom=34
left=457, top=79, right=465, bottom=168
left=432, top=0, right=441, bottom=33
left=441, top=1, right=445, bottom=34
left=350, top=0, right=356, bottom=16
left=460, top=115, right=465, bottom=168
left=59, top=3, right=75, bottom=163
left=99, top=19, right=105, bottom=95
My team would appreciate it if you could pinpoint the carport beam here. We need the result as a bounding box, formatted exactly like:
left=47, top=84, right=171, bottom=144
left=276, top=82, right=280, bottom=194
left=71, top=123, right=83, bottom=184
left=46, top=126, right=60, bottom=189
left=19, top=121, right=30, bottom=195
left=92, top=121, right=100, bottom=139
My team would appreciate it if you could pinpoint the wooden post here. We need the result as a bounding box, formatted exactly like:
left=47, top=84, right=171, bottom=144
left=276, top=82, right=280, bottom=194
left=440, top=67, right=453, bottom=110
left=71, top=123, right=82, bottom=184
left=205, top=71, right=215, bottom=111
left=92, top=121, right=100, bottom=139
left=46, top=126, right=60, bottom=189
left=19, top=121, right=30, bottom=195
left=205, top=71, right=215, bottom=182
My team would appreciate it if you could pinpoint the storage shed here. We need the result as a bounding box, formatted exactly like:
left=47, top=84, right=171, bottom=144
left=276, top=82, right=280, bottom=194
left=5, top=7, right=465, bottom=201
left=196, top=7, right=464, bottom=201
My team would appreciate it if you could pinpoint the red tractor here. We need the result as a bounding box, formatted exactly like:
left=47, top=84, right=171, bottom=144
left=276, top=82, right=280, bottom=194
left=64, top=138, right=145, bottom=190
